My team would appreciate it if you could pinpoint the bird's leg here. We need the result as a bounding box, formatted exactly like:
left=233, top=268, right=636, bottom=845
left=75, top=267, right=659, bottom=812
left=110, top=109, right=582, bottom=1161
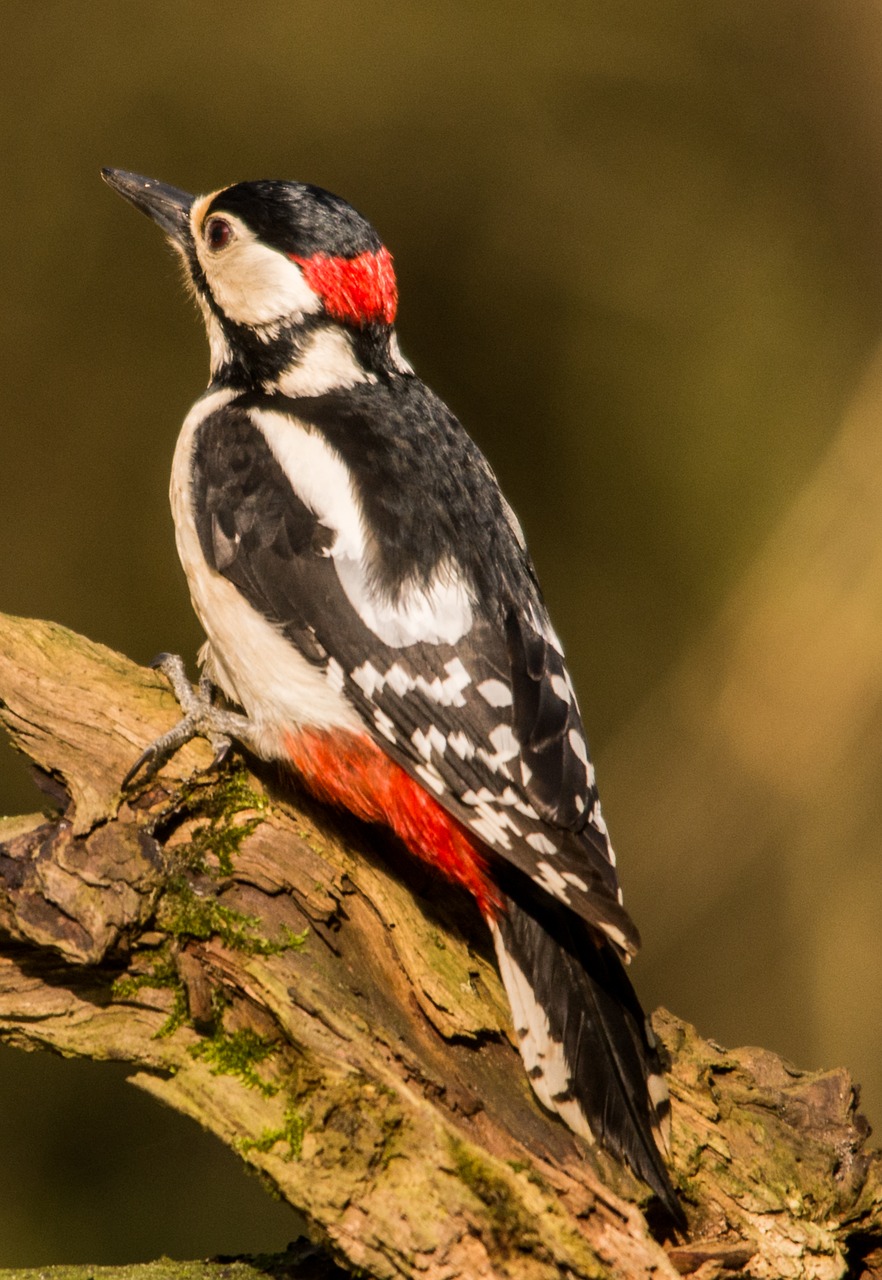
left=123, top=652, right=254, bottom=788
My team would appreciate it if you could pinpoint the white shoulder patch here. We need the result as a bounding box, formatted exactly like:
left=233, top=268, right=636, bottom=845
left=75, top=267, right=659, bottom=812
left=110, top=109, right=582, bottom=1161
left=254, top=407, right=473, bottom=648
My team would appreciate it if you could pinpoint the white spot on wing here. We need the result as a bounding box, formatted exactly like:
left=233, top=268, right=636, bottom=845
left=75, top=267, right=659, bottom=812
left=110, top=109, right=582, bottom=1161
left=435, top=657, right=472, bottom=704
left=448, top=730, right=476, bottom=760
left=568, top=728, right=589, bottom=767
left=412, top=724, right=447, bottom=760
left=533, top=860, right=571, bottom=903
left=478, top=724, right=520, bottom=771
left=477, top=679, right=513, bottom=708
left=550, top=674, right=570, bottom=704
left=526, top=832, right=558, bottom=856
left=414, top=761, right=446, bottom=795
left=514, top=798, right=539, bottom=820
left=562, top=871, right=588, bottom=892
left=384, top=663, right=412, bottom=697
left=600, top=919, right=630, bottom=950
left=373, top=708, right=398, bottom=743
left=325, top=657, right=346, bottom=695
left=462, top=787, right=496, bottom=806
left=591, top=802, right=609, bottom=836
left=469, top=805, right=512, bottom=849
left=352, top=661, right=383, bottom=698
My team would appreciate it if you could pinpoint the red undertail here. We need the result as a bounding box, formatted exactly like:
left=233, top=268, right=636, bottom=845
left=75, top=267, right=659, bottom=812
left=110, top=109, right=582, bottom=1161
left=284, top=727, right=502, bottom=917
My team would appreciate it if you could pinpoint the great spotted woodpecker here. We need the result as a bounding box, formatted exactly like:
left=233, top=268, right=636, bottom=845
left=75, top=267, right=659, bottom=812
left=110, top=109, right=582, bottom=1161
left=102, top=168, right=682, bottom=1223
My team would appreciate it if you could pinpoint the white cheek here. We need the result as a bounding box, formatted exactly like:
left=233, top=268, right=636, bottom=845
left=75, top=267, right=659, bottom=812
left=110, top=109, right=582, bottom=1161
left=198, top=238, right=322, bottom=328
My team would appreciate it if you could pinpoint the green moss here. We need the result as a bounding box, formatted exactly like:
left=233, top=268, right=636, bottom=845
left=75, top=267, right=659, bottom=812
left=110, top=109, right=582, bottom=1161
left=174, top=764, right=268, bottom=876
left=112, top=947, right=189, bottom=1036
left=506, top=1158, right=549, bottom=1190
left=451, top=1137, right=539, bottom=1255
left=238, top=1099, right=307, bottom=1160
left=156, top=877, right=308, bottom=956
left=190, top=1027, right=280, bottom=1097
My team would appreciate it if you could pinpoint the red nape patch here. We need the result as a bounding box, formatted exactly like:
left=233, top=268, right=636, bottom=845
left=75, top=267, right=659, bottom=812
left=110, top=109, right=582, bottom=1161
left=284, top=727, right=501, bottom=917
left=290, top=247, right=398, bottom=327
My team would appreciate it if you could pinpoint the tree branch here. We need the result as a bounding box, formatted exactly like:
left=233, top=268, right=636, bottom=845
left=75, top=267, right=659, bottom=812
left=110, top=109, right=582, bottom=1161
left=0, top=611, right=879, bottom=1280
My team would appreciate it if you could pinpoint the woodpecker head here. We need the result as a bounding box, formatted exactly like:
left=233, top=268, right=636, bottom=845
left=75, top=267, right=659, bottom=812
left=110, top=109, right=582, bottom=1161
left=102, top=169, right=406, bottom=392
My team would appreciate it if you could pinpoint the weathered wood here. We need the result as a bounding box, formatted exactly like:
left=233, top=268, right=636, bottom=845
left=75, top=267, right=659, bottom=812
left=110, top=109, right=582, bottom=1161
left=1, top=611, right=880, bottom=1279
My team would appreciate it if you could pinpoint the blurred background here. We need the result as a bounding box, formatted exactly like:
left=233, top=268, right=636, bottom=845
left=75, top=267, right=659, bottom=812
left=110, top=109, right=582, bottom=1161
left=3, top=0, right=882, bottom=1262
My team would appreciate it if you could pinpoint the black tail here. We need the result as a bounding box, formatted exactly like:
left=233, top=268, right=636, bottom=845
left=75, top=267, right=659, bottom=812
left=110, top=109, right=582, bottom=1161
left=489, top=887, right=684, bottom=1227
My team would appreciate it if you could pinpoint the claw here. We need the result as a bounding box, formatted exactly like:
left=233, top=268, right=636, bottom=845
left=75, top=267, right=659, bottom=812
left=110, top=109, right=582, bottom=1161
left=122, top=744, right=160, bottom=790
left=123, top=653, right=254, bottom=790
left=208, top=737, right=233, bottom=770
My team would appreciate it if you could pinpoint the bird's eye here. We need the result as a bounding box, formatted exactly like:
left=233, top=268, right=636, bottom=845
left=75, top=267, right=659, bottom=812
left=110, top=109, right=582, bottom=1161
left=205, top=217, right=233, bottom=251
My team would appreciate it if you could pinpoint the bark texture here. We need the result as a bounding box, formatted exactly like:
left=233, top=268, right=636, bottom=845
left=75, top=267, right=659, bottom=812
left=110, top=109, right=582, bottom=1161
left=0, top=611, right=880, bottom=1280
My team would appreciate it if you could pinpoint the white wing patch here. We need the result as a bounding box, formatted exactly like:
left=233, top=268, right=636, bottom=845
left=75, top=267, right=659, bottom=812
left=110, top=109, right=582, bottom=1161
left=373, top=707, right=398, bottom=743
left=337, top=556, right=474, bottom=648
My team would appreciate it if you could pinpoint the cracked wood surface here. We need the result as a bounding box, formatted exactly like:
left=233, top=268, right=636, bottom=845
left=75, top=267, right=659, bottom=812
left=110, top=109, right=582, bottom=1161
left=1, top=611, right=881, bottom=1280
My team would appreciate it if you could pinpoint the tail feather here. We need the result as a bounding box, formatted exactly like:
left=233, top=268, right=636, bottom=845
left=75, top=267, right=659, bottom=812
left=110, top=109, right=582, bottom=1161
left=489, top=890, right=683, bottom=1227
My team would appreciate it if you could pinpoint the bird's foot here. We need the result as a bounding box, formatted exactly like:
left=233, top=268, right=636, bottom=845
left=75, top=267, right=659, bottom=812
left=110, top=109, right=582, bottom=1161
left=123, top=653, right=253, bottom=788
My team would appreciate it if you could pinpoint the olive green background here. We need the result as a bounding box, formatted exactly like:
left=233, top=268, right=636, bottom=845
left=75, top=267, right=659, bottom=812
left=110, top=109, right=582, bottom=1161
left=3, top=0, right=882, bottom=1264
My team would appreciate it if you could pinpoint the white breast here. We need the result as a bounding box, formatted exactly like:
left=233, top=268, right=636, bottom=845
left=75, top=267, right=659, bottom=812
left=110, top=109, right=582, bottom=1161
left=170, top=391, right=363, bottom=759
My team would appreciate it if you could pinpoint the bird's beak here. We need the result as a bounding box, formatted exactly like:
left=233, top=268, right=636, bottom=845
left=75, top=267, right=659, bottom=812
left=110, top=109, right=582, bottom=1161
left=102, top=169, right=193, bottom=247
